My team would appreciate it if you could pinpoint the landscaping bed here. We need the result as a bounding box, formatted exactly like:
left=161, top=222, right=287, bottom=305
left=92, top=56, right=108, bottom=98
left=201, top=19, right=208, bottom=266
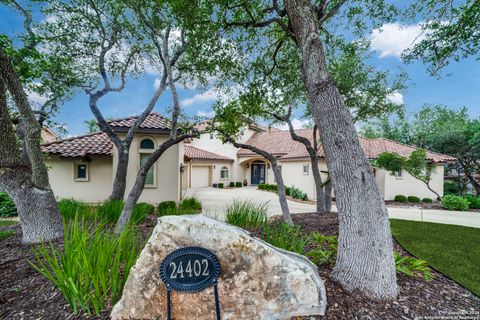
left=1, top=212, right=479, bottom=319
left=0, top=215, right=158, bottom=320
left=249, top=213, right=480, bottom=320
left=385, top=200, right=480, bottom=212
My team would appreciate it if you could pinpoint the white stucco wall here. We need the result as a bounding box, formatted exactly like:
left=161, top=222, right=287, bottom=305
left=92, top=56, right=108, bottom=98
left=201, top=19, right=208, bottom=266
left=113, top=133, right=183, bottom=204
left=279, top=159, right=329, bottom=200
left=189, top=128, right=256, bottom=182
left=379, top=165, right=444, bottom=200
left=46, top=157, right=113, bottom=203
left=278, top=159, right=444, bottom=201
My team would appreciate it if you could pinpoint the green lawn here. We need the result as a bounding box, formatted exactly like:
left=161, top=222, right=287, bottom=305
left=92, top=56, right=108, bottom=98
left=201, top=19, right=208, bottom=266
left=0, top=220, right=18, bottom=227
left=390, top=219, right=480, bottom=296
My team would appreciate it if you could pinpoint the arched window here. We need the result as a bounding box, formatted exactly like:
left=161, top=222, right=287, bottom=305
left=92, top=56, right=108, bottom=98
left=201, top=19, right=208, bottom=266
left=220, top=166, right=229, bottom=179
left=139, top=138, right=155, bottom=187
left=140, top=138, right=154, bottom=149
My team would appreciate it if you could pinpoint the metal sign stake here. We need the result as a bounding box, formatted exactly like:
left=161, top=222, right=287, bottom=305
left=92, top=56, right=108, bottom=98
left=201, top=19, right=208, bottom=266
left=214, top=281, right=220, bottom=320
left=160, top=246, right=222, bottom=320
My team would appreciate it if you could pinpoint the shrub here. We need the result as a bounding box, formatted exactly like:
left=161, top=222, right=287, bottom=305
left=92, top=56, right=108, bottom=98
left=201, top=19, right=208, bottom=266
left=394, top=195, right=407, bottom=203
left=258, top=183, right=265, bottom=190
left=158, top=201, right=176, bottom=215
left=285, top=186, right=291, bottom=196
left=226, top=200, right=267, bottom=228
left=306, top=232, right=338, bottom=266
left=265, top=184, right=278, bottom=192
left=159, top=206, right=197, bottom=216
left=58, top=198, right=88, bottom=220
left=407, top=196, right=421, bottom=203
left=178, top=197, right=202, bottom=211
left=394, top=251, right=433, bottom=281
left=441, top=195, right=470, bottom=211
left=131, top=203, right=154, bottom=224
left=264, top=223, right=310, bottom=255
left=30, top=218, right=144, bottom=315
left=290, top=186, right=308, bottom=200
left=218, top=183, right=224, bottom=188
left=464, top=195, right=480, bottom=209
left=98, top=199, right=124, bottom=223
left=0, top=192, right=17, bottom=217
left=235, top=182, right=243, bottom=188
left=229, top=182, right=235, bottom=187
left=444, top=181, right=460, bottom=195
left=422, top=198, right=433, bottom=203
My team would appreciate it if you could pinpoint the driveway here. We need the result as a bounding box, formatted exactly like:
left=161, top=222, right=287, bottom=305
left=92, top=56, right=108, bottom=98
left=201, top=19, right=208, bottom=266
left=387, top=206, right=480, bottom=228
left=185, top=187, right=480, bottom=228
left=184, top=187, right=316, bottom=219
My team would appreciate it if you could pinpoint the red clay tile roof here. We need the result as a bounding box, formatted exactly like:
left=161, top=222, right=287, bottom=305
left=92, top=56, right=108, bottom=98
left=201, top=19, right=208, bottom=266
left=237, top=129, right=312, bottom=156
left=41, top=132, right=113, bottom=158
left=184, top=145, right=233, bottom=161
left=108, top=112, right=170, bottom=130
left=360, top=137, right=456, bottom=163
left=239, top=129, right=456, bottom=163
left=194, top=121, right=211, bottom=132
left=41, top=127, right=59, bottom=143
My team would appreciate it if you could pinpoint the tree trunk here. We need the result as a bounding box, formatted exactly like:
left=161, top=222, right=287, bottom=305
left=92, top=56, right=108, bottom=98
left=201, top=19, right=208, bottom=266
left=310, top=154, right=326, bottom=212
left=225, top=137, right=294, bottom=226
left=281, top=114, right=326, bottom=213
left=284, top=0, right=398, bottom=300
left=0, top=46, right=51, bottom=188
left=1, top=169, right=63, bottom=243
left=114, top=134, right=195, bottom=233
left=271, top=160, right=294, bottom=226
left=110, top=146, right=129, bottom=200
left=424, top=181, right=442, bottom=200
left=324, top=179, right=333, bottom=212
left=0, top=79, right=62, bottom=243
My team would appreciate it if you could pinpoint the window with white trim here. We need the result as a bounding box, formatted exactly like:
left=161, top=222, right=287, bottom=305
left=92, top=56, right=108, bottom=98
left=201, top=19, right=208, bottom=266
left=302, top=164, right=309, bottom=175
left=220, top=166, right=229, bottom=179
left=74, top=163, right=89, bottom=181
left=139, top=138, right=156, bottom=187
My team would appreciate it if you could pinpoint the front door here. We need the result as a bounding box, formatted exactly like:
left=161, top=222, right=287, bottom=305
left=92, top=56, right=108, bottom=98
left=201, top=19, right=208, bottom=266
left=251, top=162, right=266, bottom=185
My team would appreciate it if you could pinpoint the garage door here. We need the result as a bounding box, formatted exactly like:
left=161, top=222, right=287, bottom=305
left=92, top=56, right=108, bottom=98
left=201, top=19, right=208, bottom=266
left=191, top=166, right=210, bottom=188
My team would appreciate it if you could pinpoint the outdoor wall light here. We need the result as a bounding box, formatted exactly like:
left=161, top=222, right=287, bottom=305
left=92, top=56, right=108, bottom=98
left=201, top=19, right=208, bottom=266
left=179, top=163, right=185, bottom=173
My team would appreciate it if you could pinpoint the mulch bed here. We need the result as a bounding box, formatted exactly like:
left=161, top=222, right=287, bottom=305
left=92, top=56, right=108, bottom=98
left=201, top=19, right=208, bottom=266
left=1, top=213, right=479, bottom=319
left=276, top=213, right=480, bottom=319
left=0, top=215, right=158, bottom=320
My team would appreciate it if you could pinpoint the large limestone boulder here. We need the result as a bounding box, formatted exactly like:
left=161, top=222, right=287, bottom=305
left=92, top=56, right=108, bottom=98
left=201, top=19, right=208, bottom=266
left=111, top=215, right=327, bottom=320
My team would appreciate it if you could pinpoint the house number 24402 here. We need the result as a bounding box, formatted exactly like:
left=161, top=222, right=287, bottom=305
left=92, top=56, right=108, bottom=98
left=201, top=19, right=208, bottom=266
left=169, top=259, right=209, bottom=279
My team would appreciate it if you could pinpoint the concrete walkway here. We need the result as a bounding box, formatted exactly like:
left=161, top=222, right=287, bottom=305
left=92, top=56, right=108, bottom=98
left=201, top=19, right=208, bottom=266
left=185, top=187, right=480, bottom=228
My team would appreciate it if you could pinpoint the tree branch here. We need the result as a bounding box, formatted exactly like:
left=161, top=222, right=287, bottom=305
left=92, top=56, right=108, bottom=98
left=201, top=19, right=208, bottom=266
left=5, top=0, right=38, bottom=50
left=318, top=0, right=348, bottom=26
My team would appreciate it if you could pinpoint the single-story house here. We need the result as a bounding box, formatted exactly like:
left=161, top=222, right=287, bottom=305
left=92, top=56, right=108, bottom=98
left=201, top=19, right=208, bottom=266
left=41, top=113, right=456, bottom=203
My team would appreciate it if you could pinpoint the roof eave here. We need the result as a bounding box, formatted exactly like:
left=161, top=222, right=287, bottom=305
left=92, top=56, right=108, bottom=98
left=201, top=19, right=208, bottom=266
left=112, top=127, right=171, bottom=135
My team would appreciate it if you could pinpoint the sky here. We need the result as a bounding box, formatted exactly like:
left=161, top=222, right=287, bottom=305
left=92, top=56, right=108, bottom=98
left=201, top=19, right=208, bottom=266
left=1, top=4, right=479, bottom=137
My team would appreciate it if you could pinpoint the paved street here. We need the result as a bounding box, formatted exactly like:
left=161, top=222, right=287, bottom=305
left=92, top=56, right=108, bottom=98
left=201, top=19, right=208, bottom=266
left=186, top=187, right=480, bottom=228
